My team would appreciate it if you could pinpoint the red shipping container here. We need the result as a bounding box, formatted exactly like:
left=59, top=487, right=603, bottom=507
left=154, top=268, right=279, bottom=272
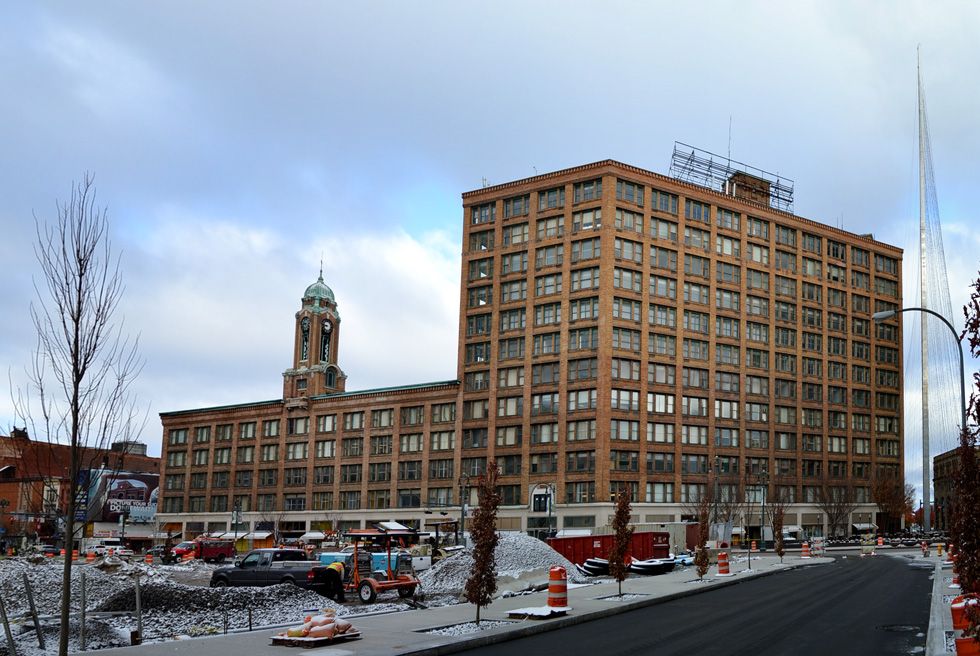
left=547, top=532, right=670, bottom=565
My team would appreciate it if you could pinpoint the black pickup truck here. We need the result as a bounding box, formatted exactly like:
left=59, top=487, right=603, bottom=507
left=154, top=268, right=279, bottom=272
left=209, top=548, right=325, bottom=592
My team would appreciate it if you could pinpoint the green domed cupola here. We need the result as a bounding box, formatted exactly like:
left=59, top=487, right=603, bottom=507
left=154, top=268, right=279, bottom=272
left=304, top=273, right=335, bottom=303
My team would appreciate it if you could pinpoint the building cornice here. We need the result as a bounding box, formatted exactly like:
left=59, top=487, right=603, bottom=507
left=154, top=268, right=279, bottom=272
left=462, top=159, right=903, bottom=256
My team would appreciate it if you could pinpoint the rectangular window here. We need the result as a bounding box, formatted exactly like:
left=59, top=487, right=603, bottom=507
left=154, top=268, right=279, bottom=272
left=651, top=188, right=679, bottom=214
left=616, top=179, right=644, bottom=205
left=615, top=209, right=644, bottom=235
left=502, top=223, right=530, bottom=246
left=538, top=186, right=565, bottom=211
left=573, top=179, right=602, bottom=203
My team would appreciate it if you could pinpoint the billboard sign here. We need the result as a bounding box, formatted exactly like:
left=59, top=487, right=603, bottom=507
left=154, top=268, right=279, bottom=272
left=90, top=472, right=159, bottom=524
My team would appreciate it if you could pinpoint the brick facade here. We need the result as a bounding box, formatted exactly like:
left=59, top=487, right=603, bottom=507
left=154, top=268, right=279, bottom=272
left=159, top=159, right=904, bottom=540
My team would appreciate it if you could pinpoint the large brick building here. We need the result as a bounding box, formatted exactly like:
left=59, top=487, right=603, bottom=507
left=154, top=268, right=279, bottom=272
left=159, top=159, right=904, bottom=542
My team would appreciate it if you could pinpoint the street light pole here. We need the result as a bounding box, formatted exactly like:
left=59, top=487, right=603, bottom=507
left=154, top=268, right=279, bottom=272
left=873, top=307, right=966, bottom=533
left=232, top=499, right=242, bottom=553
left=458, top=474, right=469, bottom=546
left=759, top=468, right=769, bottom=552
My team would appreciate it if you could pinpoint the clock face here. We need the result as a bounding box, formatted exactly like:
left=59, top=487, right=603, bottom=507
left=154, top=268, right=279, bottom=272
left=323, top=319, right=333, bottom=333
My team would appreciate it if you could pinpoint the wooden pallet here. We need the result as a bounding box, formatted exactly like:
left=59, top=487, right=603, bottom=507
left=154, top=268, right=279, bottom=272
left=271, top=630, right=362, bottom=647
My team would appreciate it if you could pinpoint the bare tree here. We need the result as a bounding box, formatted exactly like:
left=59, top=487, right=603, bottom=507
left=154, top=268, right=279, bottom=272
left=464, top=461, right=500, bottom=625
left=715, top=473, right=746, bottom=527
left=11, top=176, right=143, bottom=656
left=766, top=482, right=793, bottom=564
left=871, top=470, right=912, bottom=534
left=608, top=488, right=634, bottom=596
left=816, top=480, right=858, bottom=539
left=682, top=484, right=714, bottom=581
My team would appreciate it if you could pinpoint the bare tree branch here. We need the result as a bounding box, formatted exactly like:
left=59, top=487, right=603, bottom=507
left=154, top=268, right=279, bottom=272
left=11, top=175, right=143, bottom=656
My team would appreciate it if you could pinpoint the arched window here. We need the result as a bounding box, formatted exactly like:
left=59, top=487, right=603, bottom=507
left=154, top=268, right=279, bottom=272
left=300, top=317, right=310, bottom=361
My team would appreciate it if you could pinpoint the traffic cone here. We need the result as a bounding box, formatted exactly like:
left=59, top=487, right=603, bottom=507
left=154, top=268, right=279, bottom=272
left=801, top=542, right=811, bottom=559
left=716, top=551, right=733, bottom=577
left=547, top=566, right=568, bottom=607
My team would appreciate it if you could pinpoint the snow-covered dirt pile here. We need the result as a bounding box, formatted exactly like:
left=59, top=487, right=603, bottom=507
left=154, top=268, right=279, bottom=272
left=0, top=558, right=414, bottom=654
left=419, top=532, right=587, bottom=595
left=95, top=580, right=345, bottom=615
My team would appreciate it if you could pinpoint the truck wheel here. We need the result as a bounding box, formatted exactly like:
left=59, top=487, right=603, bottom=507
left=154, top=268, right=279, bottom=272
left=397, top=585, right=416, bottom=598
left=358, top=580, right=377, bottom=604
left=280, top=577, right=296, bottom=586
left=212, top=578, right=229, bottom=588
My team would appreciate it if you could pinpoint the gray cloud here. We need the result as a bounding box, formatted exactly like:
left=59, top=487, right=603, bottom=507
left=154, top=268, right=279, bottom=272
left=2, top=2, right=979, bottom=476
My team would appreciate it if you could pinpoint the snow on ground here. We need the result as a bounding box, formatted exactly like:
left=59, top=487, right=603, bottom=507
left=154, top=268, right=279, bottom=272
left=419, top=531, right=587, bottom=595
left=422, top=620, right=512, bottom=636
left=0, top=533, right=582, bottom=654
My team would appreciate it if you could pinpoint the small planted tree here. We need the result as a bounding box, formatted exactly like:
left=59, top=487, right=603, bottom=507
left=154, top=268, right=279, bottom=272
left=608, top=488, right=634, bottom=596
left=767, top=482, right=792, bottom=564
left=683, top=486, right=714, bottom=581
left=955, top=273, right=980, bottom=642
left=464, top=461, right=500, bottom=625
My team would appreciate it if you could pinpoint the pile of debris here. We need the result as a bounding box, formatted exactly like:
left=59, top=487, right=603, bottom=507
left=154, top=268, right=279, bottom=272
left=419, top=531, right=587, bottom=595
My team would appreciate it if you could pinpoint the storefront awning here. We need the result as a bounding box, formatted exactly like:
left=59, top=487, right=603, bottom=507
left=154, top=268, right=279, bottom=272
left=202, top=531, right=227, bottom=538
left=299, top=531, right=326, bottom=541
left=240, top=531, right=272, bottom=540
left=852, top=523, right=877, bottom=531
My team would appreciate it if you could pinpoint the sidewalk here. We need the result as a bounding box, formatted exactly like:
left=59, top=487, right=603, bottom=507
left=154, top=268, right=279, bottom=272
left=86, top=553, right=832, bottom=656
left=926, top=556, right=958, bottom=656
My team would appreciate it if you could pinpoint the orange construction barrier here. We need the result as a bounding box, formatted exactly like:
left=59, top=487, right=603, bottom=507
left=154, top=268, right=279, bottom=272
left=952, top=596, right=980, bottom=631
left=5, top=548, right=12, bottom=557
left=71, top=549, right=79, bottom=561
left=877, top=536, right=884, bottom=547
left=86, top=551, right=95, bottom=563
left=59, top=548, right=66, bottom=558
left=750, top=540, right=757, bottom=552
left=46, top=552, right=55, bottom=558
left=547, top=566, right=568, bottom=607
left=801, top=542, right=811, bottom=559
left=717, top=551, right=733, bottom=576
left=145, top=553, right=153, bottom=565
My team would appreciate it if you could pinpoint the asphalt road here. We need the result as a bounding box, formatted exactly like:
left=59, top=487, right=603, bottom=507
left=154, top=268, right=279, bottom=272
left=467, top=554, right=932, bottom=656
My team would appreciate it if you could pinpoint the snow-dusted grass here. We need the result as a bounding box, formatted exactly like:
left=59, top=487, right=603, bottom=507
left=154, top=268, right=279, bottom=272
left=595, top=593, right=650, bottom=602
left=421, top=620, right=513, bottom=636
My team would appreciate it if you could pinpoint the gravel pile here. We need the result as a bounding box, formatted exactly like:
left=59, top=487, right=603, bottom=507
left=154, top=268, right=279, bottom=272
left=419, top=531, right=586, bottom=594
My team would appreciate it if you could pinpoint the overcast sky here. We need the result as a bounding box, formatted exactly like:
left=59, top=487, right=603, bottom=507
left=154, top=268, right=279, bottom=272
left=2, top=2, right=978, bottom=499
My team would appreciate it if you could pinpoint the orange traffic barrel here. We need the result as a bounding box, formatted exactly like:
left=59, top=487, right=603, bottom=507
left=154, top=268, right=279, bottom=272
left=750, top=540, right=757, bottom=552
left=71, top=549, right=79, bottom=561
left=717, top=551, right=733, bottom=576
left=877, top=536, right=884, bottom=547
left=547, top=566, right=568, bottom=607
left=801, top=542, right=811, bottom=559
left=86, top=551, right=95, bottom=563
left=145, top=552, right=153, bottom=565
left=60, top=548, right=66, bottom=557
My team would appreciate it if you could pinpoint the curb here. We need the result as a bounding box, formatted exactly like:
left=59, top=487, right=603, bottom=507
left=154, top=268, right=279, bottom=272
left=400, top=559, right=830, bottom=656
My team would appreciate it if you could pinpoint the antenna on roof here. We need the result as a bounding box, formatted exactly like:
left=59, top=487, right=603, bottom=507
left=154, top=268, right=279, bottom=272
left=482, top=177, right=489, bottom=188
left=319, top=253, right=323, bottom=279
left=533, top=165, right=538, bottom=175
left=728, top=115, right=733, bottom=162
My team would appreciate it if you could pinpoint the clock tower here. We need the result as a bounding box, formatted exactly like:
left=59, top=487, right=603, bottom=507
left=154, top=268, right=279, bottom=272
left=283, top=270, right=346, bottom=400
